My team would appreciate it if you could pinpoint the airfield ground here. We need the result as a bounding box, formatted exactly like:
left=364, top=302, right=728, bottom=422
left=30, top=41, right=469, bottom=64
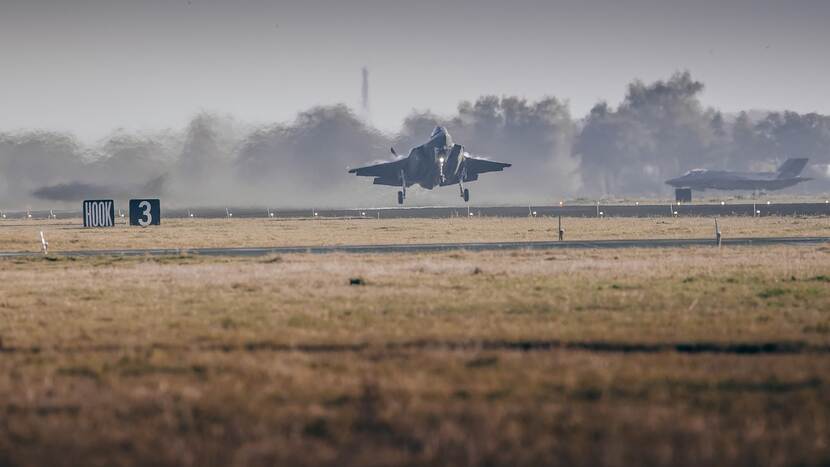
left=1, top=222, right=830, bottom=466
left=2, top=216, right=830, bottom=252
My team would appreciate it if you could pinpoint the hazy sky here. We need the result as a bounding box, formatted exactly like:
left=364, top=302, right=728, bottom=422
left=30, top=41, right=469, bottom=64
left=1, top=0, right=828, bottom=141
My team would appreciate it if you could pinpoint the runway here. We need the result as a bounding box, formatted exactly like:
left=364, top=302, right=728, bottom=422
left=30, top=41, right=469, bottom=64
left=2, top=236, right=828, bottom=258
left=106, top=202, right=830, bottom=219
left=5, top=202, right=830, bottom=220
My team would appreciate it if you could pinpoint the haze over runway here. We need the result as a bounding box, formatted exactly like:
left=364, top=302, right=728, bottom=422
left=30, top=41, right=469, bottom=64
left=1, top=0, right=829, bottom=140
left=3, top=0, right=830, bottom=208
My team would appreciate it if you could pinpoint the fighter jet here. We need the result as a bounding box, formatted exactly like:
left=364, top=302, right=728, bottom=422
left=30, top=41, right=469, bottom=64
left=666, top=158, right=811, bottom=192
left=348, top=126, right=511, bottom=204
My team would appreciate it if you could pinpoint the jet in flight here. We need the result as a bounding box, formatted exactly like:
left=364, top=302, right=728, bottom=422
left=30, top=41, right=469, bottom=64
left=348, top=126, right=511, bottom=204
left=666, top=158, right=811, bottom=193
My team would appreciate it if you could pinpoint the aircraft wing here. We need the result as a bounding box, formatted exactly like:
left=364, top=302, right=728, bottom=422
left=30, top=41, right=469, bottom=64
left=348, top=158, right=407, bottom=178
left=464, top=156, right=511, bottom=176
left=349, top=158, right=410, bottom=186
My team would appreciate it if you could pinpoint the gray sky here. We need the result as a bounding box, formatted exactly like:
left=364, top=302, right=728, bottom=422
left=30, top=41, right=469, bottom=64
left=1, top=0, right=828, bottom=141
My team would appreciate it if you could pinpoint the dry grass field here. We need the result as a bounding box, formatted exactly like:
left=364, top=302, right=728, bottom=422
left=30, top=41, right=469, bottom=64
left=1, top=215, right=830, bottom=252
left=1, top=242, right=830, bottom=466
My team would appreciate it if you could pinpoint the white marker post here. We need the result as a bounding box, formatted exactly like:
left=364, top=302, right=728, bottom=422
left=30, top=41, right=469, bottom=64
left=40, top=231, right=48, bottom=255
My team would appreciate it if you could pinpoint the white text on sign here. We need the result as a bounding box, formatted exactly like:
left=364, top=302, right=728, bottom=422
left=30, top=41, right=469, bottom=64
left=83, top=200, right=115, bottom=227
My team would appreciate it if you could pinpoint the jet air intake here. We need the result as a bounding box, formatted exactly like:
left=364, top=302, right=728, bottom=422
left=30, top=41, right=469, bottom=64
left=445, top=144, right=464, bottom=179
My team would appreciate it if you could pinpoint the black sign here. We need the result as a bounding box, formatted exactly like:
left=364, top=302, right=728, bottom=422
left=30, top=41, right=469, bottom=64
left=83, top=200, right=116, bottom=227
left=675, top=188, right=692, bottom=203
left=129, top=199, right=161, bottom=226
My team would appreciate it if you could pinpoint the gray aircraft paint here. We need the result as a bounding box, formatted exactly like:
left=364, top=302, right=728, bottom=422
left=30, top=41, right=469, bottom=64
left=665, top=158, right=811, bottom=192
left=348, top=127, right=510, bottom=204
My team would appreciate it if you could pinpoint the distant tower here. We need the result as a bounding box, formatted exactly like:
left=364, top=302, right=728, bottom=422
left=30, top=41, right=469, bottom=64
left=361, top=66, right=370, bottom=121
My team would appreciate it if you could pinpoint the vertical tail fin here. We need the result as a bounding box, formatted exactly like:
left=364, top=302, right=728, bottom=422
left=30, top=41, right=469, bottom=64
left=776, top=158, right=808, bottom=179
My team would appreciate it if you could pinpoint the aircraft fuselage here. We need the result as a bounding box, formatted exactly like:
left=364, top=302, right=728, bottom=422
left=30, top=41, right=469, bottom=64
left=666, top=165, right=811, bottom=192
left=349, top=126, right=511, bottom=204
left=403, top=128, right=468, bottom=189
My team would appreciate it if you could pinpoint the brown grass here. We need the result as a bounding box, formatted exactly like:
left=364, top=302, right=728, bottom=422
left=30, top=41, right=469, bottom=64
left=1, top=246, right=830, bottom=466
left=2, top=215, right=830, bottom=252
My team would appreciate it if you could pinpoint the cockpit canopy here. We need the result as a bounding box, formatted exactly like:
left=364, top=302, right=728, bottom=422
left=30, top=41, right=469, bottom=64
left=684, top=169, right=708, bottom=176
left=430, top=126, right=446, bottom=138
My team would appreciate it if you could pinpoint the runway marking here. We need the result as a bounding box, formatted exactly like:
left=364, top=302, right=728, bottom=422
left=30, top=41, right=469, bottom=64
left=0, top=236, right=828, bottom=258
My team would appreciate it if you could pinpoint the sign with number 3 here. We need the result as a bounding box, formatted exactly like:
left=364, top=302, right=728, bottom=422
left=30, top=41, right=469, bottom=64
left=129, top=199, right=161, bottom=226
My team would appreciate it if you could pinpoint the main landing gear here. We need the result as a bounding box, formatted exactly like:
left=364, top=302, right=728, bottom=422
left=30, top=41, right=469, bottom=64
left=459, top=180, right=470, bottom=203
left=398, top=169, right=406, bottom=205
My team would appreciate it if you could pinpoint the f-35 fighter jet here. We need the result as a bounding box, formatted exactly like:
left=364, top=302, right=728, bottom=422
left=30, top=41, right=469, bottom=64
left=666, top=158, right=811, bottom=192
left=348, top=126, right=511, bottom=204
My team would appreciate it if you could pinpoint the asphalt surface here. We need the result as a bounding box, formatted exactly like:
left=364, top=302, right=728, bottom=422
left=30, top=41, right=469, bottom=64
left=103, top=202, right=830, bottom=218
left=226, top=202, right=830, bottom=219
left=5, top=202, right=830, bottom=219
left=2, top=236, right=828, bottom=258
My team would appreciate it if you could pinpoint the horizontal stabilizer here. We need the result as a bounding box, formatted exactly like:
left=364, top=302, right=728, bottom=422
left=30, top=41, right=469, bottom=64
left=464, top=157, right=511, bottom=176
left=372, top=178, right=402, bottom=186
left=776, top=158, right=808, bottom=179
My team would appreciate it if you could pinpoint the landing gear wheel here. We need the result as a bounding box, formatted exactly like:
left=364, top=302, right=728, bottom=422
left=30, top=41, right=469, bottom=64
left=463, top=188, right=470, bottom=203
left=397, top=191, right=404, bottom=205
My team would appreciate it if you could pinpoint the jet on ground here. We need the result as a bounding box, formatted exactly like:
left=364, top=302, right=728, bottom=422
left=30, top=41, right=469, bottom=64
left=348, top=127, right=511, bottom=204
left=666, top=158, right=811, bottom=193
